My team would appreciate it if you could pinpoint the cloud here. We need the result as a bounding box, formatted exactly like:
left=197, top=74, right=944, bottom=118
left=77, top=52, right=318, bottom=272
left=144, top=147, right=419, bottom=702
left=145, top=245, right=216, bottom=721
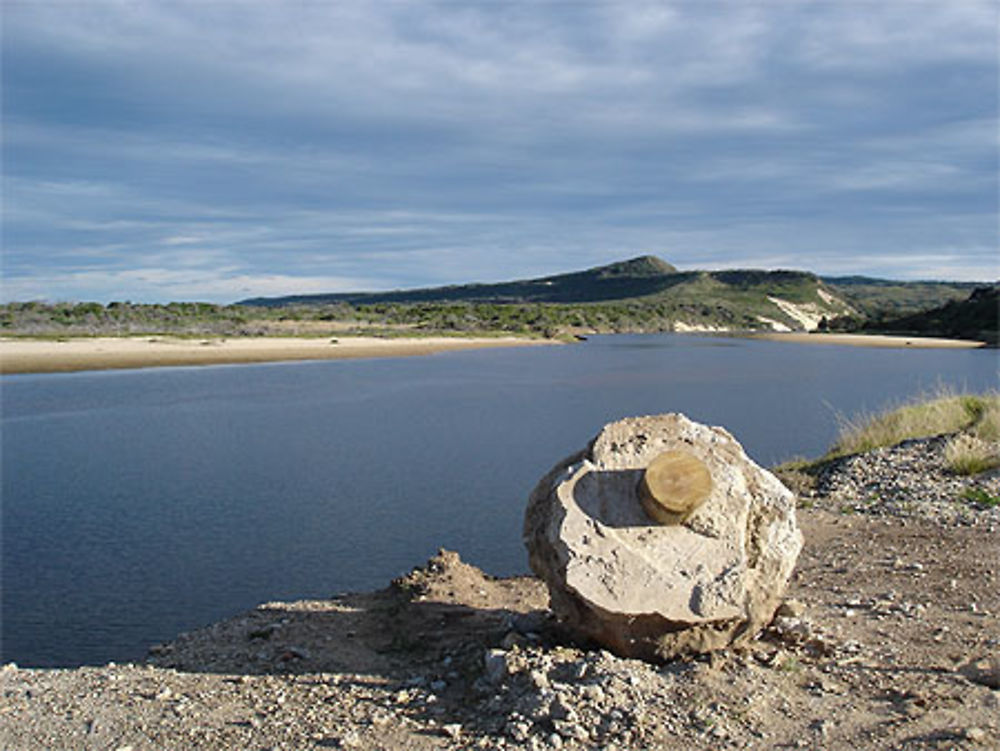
left=2, top=1, right=996, bottom=301
left=0, top=268, right=386, bottom=305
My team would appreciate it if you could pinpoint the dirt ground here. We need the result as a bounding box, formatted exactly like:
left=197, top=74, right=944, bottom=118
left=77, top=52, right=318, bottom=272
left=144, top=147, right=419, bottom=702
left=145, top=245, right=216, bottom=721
left=2, top=502, right=997, bottom=751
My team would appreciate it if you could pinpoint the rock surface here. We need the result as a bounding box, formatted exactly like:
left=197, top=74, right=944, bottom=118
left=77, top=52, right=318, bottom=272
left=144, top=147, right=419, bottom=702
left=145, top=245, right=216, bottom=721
left=524, top=414, right=803, bottom=661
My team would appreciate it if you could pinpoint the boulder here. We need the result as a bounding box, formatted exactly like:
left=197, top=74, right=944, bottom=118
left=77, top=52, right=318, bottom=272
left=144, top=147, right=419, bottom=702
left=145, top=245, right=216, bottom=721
left=524, top=413, right=803, bottom=662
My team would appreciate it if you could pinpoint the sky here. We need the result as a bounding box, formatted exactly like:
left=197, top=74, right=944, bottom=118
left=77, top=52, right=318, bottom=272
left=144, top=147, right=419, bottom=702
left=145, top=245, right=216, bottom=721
left=2, top=1, right=998, bottom=304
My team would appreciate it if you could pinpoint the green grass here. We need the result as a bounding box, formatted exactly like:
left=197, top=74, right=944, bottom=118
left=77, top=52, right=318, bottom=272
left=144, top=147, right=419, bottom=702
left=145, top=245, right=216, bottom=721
left=960, top=488, right=1000, bottom=507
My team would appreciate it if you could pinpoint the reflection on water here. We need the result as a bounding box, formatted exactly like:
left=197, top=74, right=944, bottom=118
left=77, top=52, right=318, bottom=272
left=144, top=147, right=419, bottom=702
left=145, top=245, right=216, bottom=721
left=2, top=334, right=996, bottom=666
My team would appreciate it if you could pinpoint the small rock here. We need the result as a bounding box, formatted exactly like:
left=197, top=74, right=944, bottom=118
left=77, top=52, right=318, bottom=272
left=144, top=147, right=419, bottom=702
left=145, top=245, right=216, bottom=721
left=964, top=727, right=987, bottom=743
left=777, top=599, right=806, bottom=618
left=528, top=669, right=550, bottom=691
left=501, top=631, right=525, bottom=650
left=277, top=646, right=309, bottom=662
left=550, top=695, right=577, bottom=721
left=507, top=720, right=531, bottom=742
left=484, top=650, right=509, bottom=685
left=441, top=723, right=462, bottom=739
left=553, top=719, right=589, bottom=740
left=248, top=623, right=281, bottom=640
left=960, top=656, right=1000, bottom=689
left=336, top=730, right=361, bottom=747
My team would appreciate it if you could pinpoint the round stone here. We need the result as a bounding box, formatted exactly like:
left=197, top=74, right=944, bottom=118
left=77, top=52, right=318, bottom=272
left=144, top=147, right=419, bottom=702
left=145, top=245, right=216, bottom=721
left=638, top=450, right=713, bottom=524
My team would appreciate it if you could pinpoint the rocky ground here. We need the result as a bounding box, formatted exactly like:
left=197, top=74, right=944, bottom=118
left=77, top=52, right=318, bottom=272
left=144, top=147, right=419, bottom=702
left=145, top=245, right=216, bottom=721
left=2, top=437, right=999, bottom=751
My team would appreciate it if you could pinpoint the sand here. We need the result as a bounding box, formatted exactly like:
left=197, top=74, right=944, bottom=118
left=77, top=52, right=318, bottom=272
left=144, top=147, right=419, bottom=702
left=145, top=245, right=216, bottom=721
left=0, top=335, right=551, bottom=375
left=746, top=331, right=987, bottom=348
left=1, top=331, right=987, bottom=375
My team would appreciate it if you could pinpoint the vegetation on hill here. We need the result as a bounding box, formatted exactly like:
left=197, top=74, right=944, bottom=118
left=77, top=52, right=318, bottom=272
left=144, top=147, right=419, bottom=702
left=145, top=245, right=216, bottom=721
left=822, top=277, right=979, bottom=318
left=0, top=300, right=261, bottom=337
left=1, top=256, right=992, bottom=342
left=857, top=285, right=998, bottom=345
left=236, top=256, right=857, bottom=334
left=239, top=256, right=686, bottom=306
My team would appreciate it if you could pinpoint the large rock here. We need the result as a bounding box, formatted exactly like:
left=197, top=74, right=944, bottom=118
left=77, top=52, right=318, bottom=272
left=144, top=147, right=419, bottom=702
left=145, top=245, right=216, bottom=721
left=524, top=414, right=802, bottom=662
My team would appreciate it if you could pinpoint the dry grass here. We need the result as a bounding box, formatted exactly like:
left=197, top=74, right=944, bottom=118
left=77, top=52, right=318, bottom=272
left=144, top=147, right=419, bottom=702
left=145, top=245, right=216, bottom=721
left=944, top=434, right=1000, bottom=475
left=774, top=389, right=1000, bottom=495
left=970, top=396, right=1000, bottom=441
left=830, top=388, right=999, bottom=458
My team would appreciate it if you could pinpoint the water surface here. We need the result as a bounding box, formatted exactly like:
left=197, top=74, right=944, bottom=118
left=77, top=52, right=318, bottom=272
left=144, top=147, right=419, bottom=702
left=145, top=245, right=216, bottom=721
left=2, top=334, right=996, bottom=666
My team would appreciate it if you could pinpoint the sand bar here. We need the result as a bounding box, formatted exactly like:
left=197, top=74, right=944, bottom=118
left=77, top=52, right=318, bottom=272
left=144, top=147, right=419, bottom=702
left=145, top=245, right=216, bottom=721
left=0, top=335, right=552, bottom=375
left=746, top=331, right=987, bottom=349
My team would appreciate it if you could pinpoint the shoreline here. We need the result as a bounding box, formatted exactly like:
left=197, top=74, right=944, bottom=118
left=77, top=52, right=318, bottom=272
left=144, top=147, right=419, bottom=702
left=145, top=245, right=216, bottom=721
left=743, top=331, right=987, bottom=349
left=0, top=335, right=552, bottom=375
left=0, top=330, right=986, bottom=375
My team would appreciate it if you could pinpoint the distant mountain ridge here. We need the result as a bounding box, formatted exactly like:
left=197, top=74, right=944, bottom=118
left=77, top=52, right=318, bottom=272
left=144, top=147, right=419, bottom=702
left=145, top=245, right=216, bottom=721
left=4, top=256, right=990, bottom=341
left=237, top=255, right=990, bottom=339
left=240, top=255, right=829, bottom=307
left=240, top=256, right=685, bottom=306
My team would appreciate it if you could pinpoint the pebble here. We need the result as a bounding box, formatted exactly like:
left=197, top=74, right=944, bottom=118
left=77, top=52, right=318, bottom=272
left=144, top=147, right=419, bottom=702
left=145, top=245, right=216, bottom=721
left=484, top=650, right=509, bottom=685
left=964, top=727, right=987, bottom=742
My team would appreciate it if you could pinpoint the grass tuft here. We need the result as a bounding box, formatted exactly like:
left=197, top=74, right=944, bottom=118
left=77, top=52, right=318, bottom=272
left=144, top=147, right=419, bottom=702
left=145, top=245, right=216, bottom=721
left=945, top=434, right=1000, bottom=476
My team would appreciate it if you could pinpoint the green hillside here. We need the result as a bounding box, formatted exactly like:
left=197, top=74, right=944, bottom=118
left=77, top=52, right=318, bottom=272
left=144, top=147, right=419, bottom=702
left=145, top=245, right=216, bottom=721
left=3, top=256, right=991, bottom=341
left=240, top=256, right=685, bottom=306
left=239, top=256, right=854, bottom=331
left=856, top=285, right=999, bottom=345
left=823, top=277, right=979, bottom=318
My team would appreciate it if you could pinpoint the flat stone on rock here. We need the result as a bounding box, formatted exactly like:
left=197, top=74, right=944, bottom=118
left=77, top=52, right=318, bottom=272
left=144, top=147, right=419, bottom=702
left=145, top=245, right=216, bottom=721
left=524, top=413, right=803, bottom=662
left=638, top=450, right=713, bottom=524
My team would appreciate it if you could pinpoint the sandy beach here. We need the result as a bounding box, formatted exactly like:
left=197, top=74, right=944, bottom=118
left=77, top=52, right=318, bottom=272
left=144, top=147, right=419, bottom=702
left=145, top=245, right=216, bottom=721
left=746, top=331, right=987, bottom=349
left=0, top=335, right=551, bottom=375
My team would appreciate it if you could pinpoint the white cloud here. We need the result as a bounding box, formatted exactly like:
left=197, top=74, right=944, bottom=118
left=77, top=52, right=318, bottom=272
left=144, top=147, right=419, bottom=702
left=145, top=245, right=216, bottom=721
left=793, top=0, right=997, bottom=70
left=0, top=268, right=385, bottom=304
left=3, top=0, right=996, bottom=300
left=829, top=161, right=964, bottom=192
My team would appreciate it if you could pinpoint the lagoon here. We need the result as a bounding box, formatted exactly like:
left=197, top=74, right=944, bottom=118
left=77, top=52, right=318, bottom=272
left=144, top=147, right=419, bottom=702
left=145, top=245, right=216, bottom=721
left=2, top=334, right=997, bottom=667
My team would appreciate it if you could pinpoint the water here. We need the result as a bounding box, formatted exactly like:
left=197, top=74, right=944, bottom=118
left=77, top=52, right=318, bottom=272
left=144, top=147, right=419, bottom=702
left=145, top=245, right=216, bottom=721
left=2, top=334, right=996, bottom=667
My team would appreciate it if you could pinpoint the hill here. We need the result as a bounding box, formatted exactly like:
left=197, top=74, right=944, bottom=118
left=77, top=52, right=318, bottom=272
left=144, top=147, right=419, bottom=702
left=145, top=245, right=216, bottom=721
left=240, top=256, right=684, bottom=306
left=822, top=276, right=980, bottom=319
left=856, top=285, right=999, bottom=345
left=3, top=257, right=989, bottom=340
left=238, top=255, right=855, bottom=334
